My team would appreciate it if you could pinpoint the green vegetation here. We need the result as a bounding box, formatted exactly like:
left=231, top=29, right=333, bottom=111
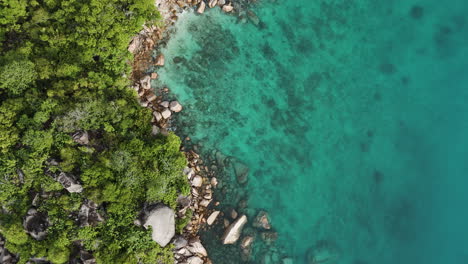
left=0, top=0, right=188, bottom=263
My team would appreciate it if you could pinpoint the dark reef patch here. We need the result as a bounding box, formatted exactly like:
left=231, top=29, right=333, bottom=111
left=409, top=5, right=424, bottom=20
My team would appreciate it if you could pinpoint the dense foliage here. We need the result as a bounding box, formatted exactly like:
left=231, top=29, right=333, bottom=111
left=0, top=1, right=188, bottom=263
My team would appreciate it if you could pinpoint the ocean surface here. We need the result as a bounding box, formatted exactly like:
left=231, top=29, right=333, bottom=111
left=155, top=0, right=468, bottom=263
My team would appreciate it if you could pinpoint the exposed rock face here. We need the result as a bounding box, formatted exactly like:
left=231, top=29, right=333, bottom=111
left=57, top=172, right=83, bottom=193
left=143, top=205, right=175, bottom=247
left=78, top=200, right=104, bottom=227
left=221, top=215, right=247, bottom=244
left=72, top=131, right=89, bottom=145
left=150, top=72, right=158, bottom=79
left=23, top=209, right=49, bottom=241
left=206, top=211, right=220, bottom=225
left=169, top=101, right=183, bottom=112
left=197, top=1, right=206, bottom=14
left=241, top=236, right=254, bottom=249
left=240, top=236, right=255, bottom=261
left=253, top=211, right=271, bottom=230
left=261, top=231, right=278, bottom=245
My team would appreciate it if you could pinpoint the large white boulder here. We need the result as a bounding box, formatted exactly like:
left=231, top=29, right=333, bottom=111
left=143, top=205, right=175, bottom=247
left=221, top=215, right=247, bottom=244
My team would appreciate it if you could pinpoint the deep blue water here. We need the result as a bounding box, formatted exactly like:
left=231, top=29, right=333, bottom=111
left=154, top=0, right=468, bottom=263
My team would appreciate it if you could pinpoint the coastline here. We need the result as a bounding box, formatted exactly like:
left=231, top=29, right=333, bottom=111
left=129, top=1, right=287, bottom=263
left=128, top=1, right=234, bottom=263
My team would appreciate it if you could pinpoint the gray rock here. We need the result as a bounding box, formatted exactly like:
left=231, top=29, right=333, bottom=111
left=173, top=235, right=188, bottom=249
left=140, top=75, right=151, bottom=90
left=187, top=240, right=207, bottom=257
left=152, top=125, right=160, bottom=136
left=73, top=130, right=89, bottom=145
left=23, top=210, right=49, bottom=241
left=143, top=205, right=175, bottom=247
left=222, top=215, right=247, bottom=244
left=78, top=200, right=104, bottom=227
left=57, top=172, right=83, bottom=193
left=187, top=256, right=203, bottom=264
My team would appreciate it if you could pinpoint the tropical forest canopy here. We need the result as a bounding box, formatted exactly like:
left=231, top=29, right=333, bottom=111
left=0, top=0, right=188, bottom=263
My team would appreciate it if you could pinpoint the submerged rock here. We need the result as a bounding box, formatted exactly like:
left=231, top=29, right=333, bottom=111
left=253, top=210, right=271, bottom=230
left=305, top=240, right=340, bottom=264
left=233, top=161, right=249, bottom=184
left=78, top=200, right=104, bottom=227
left=143, top=205, right=175, bottom=247
left=221, top=215, right=247, bottom=244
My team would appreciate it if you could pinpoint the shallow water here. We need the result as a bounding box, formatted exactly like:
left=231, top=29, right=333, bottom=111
left=156, top=1, right=468, bottom=263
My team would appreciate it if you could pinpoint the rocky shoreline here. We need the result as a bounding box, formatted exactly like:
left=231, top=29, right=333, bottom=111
left=129, top=1, right=292, bottom=263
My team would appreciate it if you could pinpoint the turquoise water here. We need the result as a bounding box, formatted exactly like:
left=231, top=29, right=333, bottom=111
left=156, top=1, right=468, bottom=263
